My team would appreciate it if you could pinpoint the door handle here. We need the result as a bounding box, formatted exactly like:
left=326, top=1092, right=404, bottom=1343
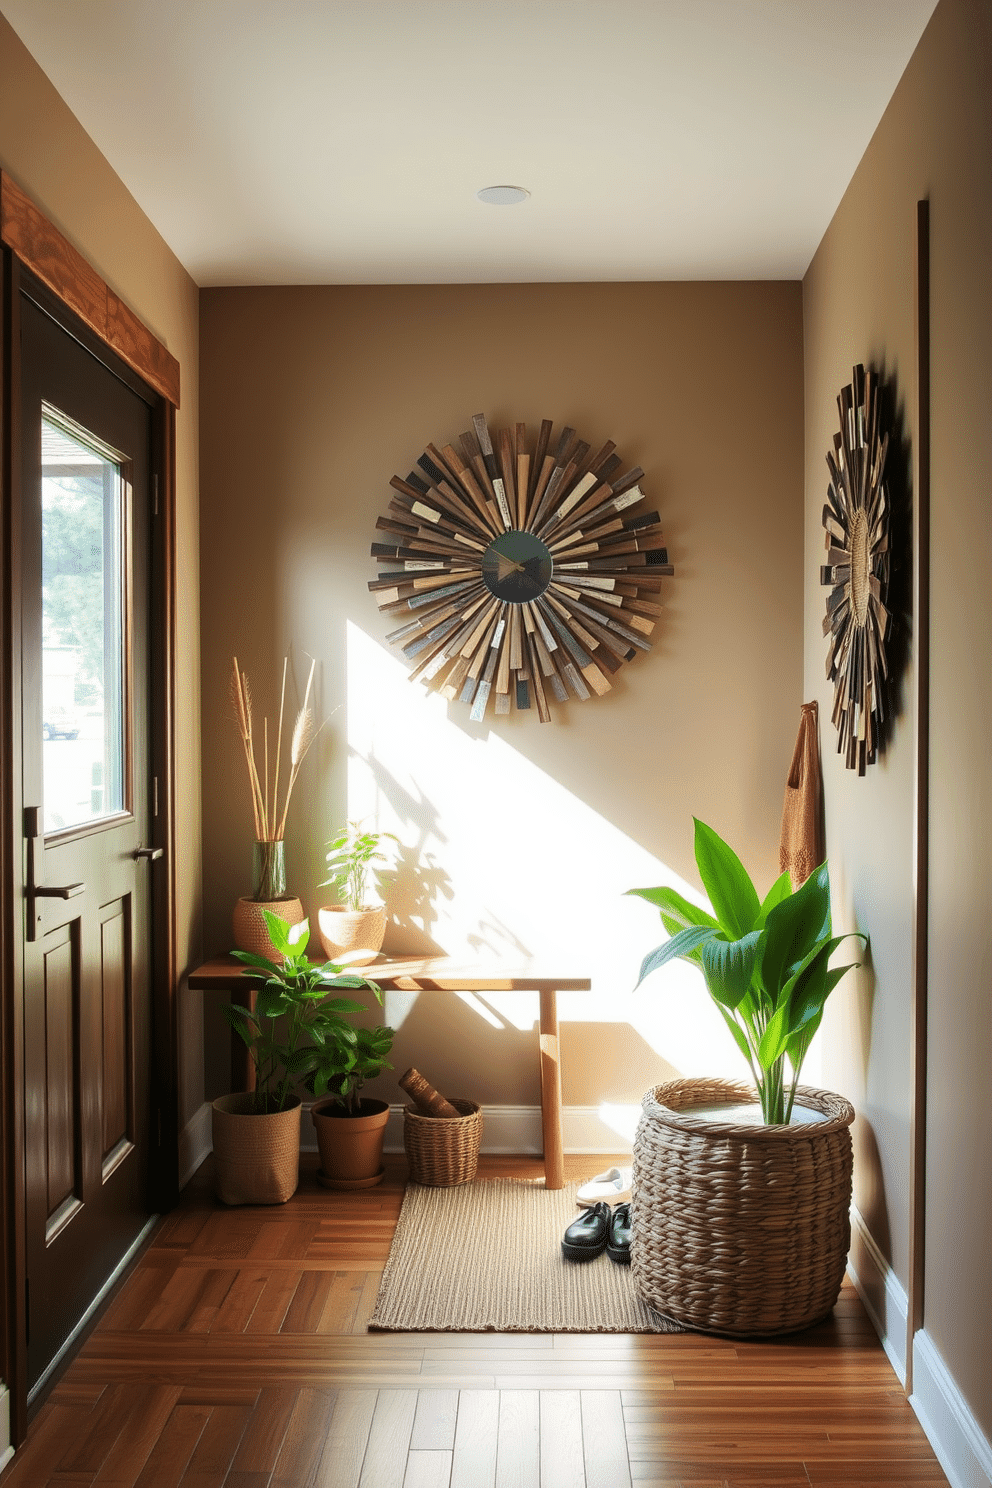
left=24, top=806, right=85, bottom=942
left=133, top=846, right=163, bottom=861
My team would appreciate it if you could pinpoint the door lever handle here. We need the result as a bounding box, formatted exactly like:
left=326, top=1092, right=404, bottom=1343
left=133, top=846, right=163, bottom=861
left=23, top=807, right=85, bottom=941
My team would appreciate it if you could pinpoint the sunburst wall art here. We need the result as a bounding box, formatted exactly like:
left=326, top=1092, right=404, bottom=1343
left=820, top=365, right=892, bottom=774
left=369, top=414, right=674, bottom=722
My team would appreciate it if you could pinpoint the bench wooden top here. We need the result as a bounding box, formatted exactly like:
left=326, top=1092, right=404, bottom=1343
left=187, top=953, right=591, bottom=994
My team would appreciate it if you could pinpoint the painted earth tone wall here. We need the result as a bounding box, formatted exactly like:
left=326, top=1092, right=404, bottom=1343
left=803, top=0, right=992, bottom=1441
left=199, top=280, right=804, bottom=1121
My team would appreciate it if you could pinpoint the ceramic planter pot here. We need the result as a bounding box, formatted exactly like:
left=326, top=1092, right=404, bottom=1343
left=317, top=905, right=387, bottom=966
left=311, top=1097, right=390, bottom=1188
left=631, top=1077, right=855, bottom=1336
left=211, top=1092, right=302, bottom=1205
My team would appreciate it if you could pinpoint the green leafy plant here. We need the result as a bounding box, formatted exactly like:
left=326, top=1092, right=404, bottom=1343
left=322, top=820, right=398, bottom=912
left=628, top=818, right=867, bottom=1124
left=306, top=1022, right=395, bottom=1114
left=225, top=911, right=391, bottom=1114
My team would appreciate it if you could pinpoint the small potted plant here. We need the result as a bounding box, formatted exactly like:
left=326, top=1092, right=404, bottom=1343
left=626, top=817, right=867, bottom=1335
left=306, top=1016, right=395, bottom=1190
left=317, top=820, right=398, bottom=966
left=213, top=911, right=379, bottom=1205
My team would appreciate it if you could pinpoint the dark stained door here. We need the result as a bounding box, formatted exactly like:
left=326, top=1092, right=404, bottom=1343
left=19, top=291, right=156, bottom=1394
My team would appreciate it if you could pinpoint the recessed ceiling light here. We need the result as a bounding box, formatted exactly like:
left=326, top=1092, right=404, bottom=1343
left=476, top=185, right=530, bottom=206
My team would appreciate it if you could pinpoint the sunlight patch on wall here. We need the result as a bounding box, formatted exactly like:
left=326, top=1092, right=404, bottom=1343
left=344, top=620, right=774, bottom=1083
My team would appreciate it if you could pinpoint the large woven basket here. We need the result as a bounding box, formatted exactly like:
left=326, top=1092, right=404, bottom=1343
left=632, top=1077, right=854, bottom=1336
left=404, top=1098, right=483, bottom=1186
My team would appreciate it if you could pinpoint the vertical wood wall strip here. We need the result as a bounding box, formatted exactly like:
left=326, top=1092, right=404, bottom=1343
left=1, top=246, right=29, bottom=1445
left=906, top=197, right=931, bottom=1395
left=150, top=397, right=181, bottom=1209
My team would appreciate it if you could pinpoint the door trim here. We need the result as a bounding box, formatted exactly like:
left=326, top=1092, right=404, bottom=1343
left=0, top=172, right=181, bottom=409
left=0, top=182, right=180, bottom=1446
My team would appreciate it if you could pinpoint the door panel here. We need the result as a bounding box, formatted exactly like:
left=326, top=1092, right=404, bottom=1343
left=41, top=923, right=81, bottom=1232
left=20, top=290, right=155, bottom=1393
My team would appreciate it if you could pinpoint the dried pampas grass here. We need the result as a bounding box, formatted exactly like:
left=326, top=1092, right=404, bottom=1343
left=231, top=654, right=319, bottom=842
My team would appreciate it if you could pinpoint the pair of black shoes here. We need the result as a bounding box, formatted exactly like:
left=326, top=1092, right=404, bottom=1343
left=561, top=1201, right=631, bottom=1264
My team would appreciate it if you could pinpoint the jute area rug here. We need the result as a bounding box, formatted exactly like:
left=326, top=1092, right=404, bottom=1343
left=368, top=1178, right=684, bottom=1333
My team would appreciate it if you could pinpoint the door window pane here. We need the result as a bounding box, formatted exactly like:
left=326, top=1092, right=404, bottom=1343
left=41, top=409, right=126, bottom=833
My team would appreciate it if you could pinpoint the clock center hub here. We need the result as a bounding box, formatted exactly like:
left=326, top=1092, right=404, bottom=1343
left=481, top=530, right=553, bottom=604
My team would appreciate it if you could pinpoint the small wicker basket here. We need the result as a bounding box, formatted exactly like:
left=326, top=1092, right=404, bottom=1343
left=403, top=1097, right=483, bottom=1186
left=632, top=1077, right=854, bottom=1336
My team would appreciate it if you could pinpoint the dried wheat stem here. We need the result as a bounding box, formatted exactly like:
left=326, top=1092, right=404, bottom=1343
left=275, top=657, right=317, bottom=840
left=272, top=656, right=288, bottom=839
left=230, top=656, right=266, bottom=839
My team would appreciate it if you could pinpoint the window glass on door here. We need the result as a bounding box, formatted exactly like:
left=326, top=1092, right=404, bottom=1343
left=41, top=408, right=127, bottom=833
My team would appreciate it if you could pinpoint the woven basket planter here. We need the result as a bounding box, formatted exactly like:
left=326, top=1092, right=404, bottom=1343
left=632, top=1077, right=854, bottom=1336
left=211, top=1093, right=302, bottom=1206
left=232, top=895, right=305, bottom=960
left=404, top=1098, right=483, bottom=1186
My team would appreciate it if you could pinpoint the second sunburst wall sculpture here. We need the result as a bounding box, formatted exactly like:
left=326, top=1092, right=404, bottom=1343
left=369, top=414, right=674, bottom=721
left=820, top=365, right=892, bottom=774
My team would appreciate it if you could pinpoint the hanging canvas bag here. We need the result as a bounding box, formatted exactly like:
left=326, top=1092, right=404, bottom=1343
left=779, top=701, right=825, bottom=888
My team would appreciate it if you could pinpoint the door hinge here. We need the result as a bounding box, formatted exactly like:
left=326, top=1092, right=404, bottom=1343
left=152, top=473, right=159, bottom=516
left=153, top=776, right=159, bottom=817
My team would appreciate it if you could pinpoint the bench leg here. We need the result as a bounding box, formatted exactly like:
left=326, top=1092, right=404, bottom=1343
left=539, top=988, right=565, bottom=1189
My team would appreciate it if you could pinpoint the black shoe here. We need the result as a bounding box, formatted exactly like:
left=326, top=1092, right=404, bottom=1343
left=561, top=1201, right=611, bottom=1262
left=606, top=1201, right=632, bottom=1264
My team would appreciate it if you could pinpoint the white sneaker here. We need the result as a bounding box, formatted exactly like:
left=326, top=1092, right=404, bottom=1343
left=575, top=1166, right=632, bottom=1207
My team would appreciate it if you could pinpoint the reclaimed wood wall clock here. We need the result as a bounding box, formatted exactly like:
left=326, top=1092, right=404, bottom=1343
left=821, top=365, right=891, bottom=774
left=369, top=414, right=673, bottom=721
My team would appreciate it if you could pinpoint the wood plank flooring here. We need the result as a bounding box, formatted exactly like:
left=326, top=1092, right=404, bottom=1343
left=3, top=1153, right=947, bottom=1488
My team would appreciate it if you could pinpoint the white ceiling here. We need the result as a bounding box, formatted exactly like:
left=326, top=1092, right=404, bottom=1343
left=2, top=0, right=938, bottom=286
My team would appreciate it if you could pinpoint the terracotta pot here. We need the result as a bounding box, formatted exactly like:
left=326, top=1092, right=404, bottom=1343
left=311, top=1097, right=390, bottom=1187
left=232, top=895, right=305, bottom=960
left=211, top=1093, right=302, bottom=1205
left=317, top=905, right=387, bottom=966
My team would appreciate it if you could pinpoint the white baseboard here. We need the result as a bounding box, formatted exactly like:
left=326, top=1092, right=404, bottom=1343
left=911, top=1330, right=992, bottom=1488
left=0, top=1384, right=12, bottom=1473
left=190, top=1101, right=632, bottom=1167
left=179, top=1102, right=213, bottom=1187
left=304, top=1103, right=633, bottom=1156
left=846, top=1209, right=992, bottom=1488
left=846, top=1204, right=909, bottom=1384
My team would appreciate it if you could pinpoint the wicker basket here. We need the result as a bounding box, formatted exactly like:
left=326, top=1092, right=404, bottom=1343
left=404, top=1098, right=483, bottom=1186
left=211, top=1093, right=302, bottom=1206
left=631, top=1077, right=854, bottom=1336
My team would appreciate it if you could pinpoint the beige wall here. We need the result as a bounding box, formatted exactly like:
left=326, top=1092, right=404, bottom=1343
left=199, top=281, right=804, bottom=1116
left=803, top=0, right=992, bottom=1440
left=0, top=14, right=203, bottom=1128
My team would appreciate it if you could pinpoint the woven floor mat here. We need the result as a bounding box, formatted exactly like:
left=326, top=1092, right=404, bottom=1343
left=368, top=1178, right=684, bottom=1333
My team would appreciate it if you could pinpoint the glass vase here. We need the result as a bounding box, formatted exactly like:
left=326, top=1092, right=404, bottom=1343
left=251, top=838, right=287, bottom=902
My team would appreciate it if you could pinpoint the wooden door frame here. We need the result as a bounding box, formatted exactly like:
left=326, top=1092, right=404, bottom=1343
left=0, top=172, right=181, bottom=1445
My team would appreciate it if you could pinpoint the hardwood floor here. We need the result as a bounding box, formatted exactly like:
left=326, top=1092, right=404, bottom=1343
left=3, top=1153, right=947, bottom=1488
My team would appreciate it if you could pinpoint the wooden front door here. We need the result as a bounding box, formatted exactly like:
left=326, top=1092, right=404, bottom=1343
left=19, top=288, right=158, bottom=1397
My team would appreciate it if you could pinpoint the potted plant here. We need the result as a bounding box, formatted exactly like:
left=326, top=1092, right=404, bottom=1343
left=230, top=654, right=319, bottom=959
left=626, top=817, right=867, bottom=1335
left=212, top=911, right=379, bottom=1205
left=317, top=819, right=398, bottom=966
left=306, top=1017, right=396, bottom=1190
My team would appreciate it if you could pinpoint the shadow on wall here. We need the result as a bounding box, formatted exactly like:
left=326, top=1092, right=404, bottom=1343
left=379, top=985, right=679, bottom=1110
